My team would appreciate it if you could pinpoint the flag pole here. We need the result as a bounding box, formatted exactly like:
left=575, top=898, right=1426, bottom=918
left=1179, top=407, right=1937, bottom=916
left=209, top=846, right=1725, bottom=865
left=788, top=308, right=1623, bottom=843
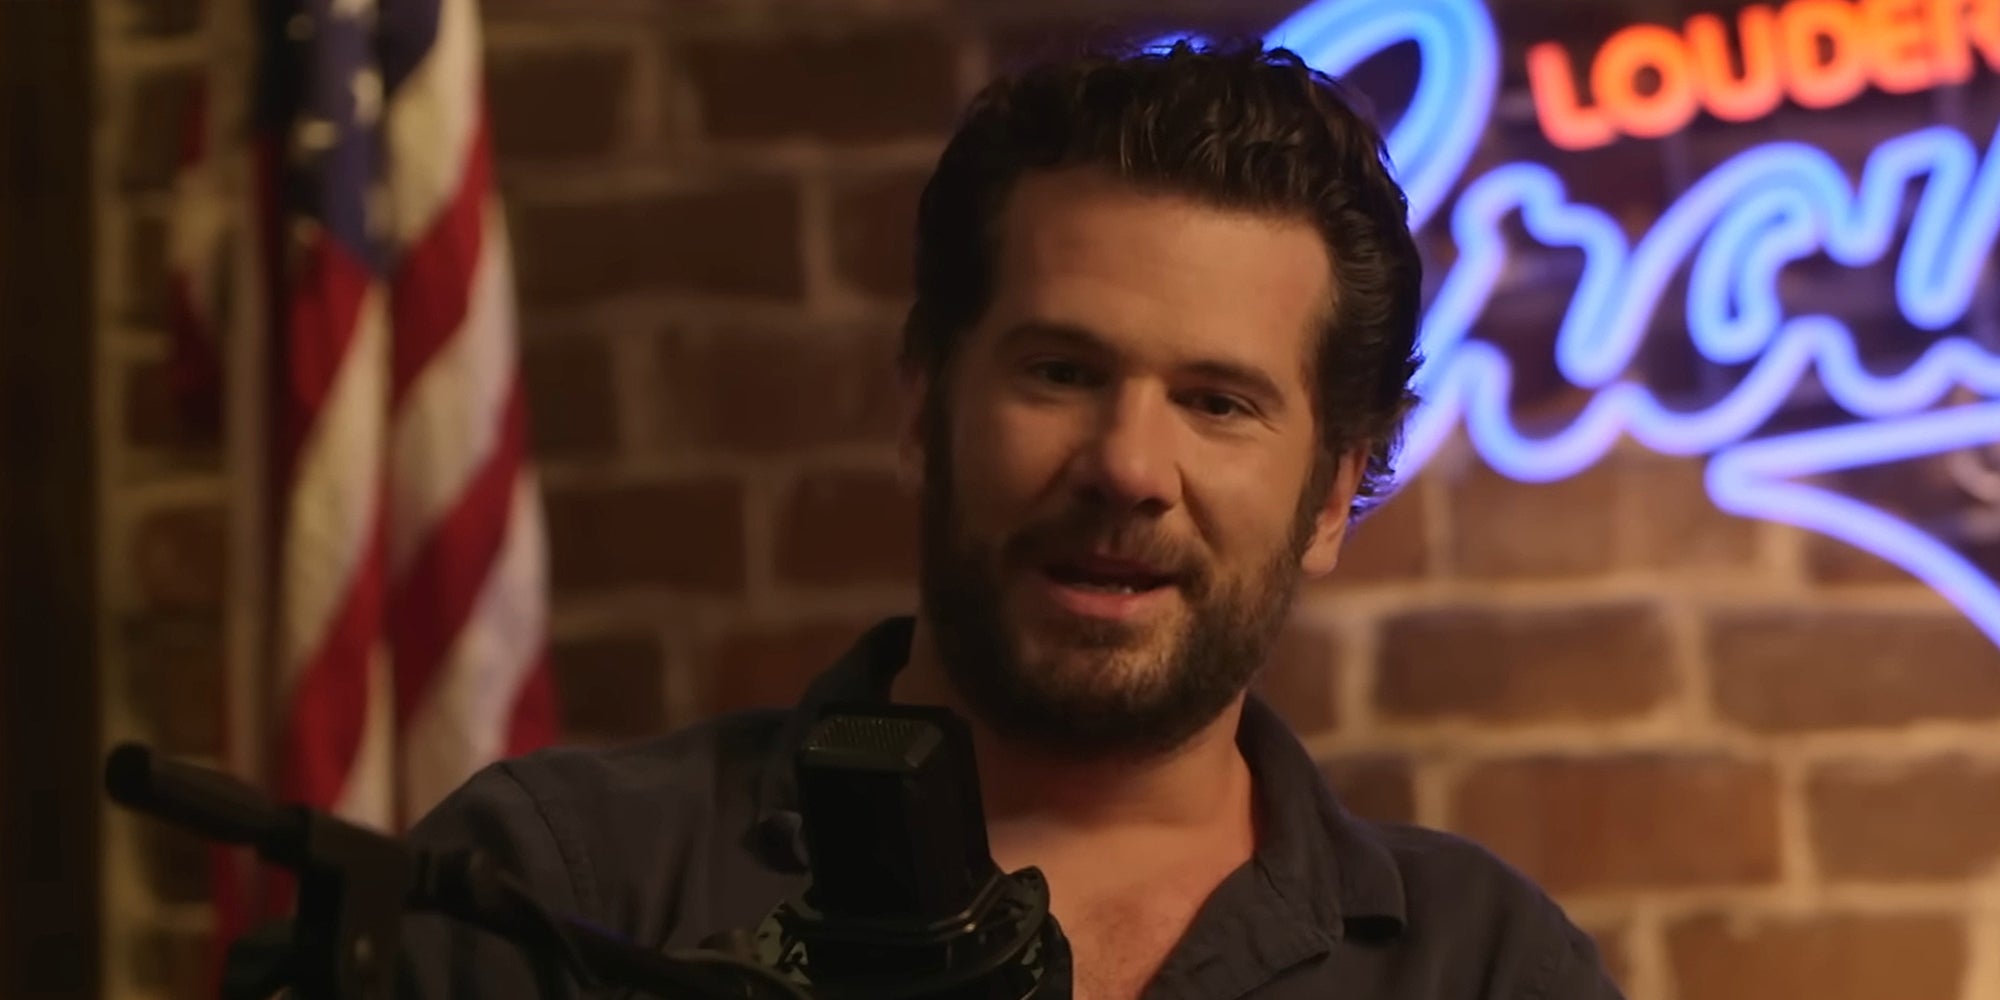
left=215, top=0, right=273, bottom=930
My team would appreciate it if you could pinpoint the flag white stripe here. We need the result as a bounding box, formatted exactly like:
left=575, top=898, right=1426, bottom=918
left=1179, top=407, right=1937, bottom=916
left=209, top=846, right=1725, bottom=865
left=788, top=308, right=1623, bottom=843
left=279, top=284, right=390, bottom=687
left=384, top=0, right=481, bottom=245
left=333, top=641, right=398, bottom=830
left=387, top=198, right=516, bottom=578
left=400, top=471, right=548, bottom=816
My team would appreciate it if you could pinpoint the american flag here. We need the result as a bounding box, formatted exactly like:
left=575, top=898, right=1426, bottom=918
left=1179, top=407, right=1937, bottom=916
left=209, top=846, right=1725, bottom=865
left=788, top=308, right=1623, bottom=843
left=169, top=0, right=559, bottom=951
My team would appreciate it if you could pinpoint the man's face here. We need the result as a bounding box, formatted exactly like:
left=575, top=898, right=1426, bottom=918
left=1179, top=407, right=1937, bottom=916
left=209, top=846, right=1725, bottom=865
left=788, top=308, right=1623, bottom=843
left=909, top=167, right=1361, bottom=759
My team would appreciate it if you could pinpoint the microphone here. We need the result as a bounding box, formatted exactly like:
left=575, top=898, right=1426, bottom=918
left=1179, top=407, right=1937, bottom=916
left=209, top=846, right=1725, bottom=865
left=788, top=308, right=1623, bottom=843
left=101, top=703, right=1071, bottom=1000
left=104, top=743, right=808, bottom=1000
left=104, top=741, right=285, bottom=846
left=753, top=702, right=1072, bottom=1000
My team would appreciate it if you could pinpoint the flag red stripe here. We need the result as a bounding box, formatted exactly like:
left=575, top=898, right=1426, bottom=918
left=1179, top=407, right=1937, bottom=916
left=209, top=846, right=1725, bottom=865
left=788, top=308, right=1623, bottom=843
left=281, top=239, right=376, bottom=481
left=389, top=111, right=494, bottom=411
left=185, top=0, right=562, bottom=988
left=389, top=377, right=527, bottom=721
left=506, top=655, right=559, bottom=757
left=279, top=503, right=389, bottom=803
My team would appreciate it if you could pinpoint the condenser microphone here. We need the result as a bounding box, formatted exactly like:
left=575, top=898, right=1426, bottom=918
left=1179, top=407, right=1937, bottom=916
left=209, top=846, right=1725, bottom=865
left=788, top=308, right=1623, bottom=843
left=751, top=702, right=1072, bottom=1000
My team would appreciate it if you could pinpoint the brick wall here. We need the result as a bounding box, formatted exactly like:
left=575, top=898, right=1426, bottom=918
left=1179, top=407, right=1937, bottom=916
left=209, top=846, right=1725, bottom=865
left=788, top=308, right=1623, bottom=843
left=91, top=1, right=2000, bottom=999
left=94, top=0, right=231, bottom=992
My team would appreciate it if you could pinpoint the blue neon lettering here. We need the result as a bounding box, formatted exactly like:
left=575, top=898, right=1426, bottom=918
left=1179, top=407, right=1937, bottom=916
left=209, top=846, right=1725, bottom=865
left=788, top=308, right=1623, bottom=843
left=1239, top=0, right=2000, bottom=648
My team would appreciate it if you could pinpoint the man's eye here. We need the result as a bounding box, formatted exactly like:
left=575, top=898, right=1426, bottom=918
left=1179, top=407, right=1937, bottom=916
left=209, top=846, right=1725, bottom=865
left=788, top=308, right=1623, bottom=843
left=1187, top=393, right=1251, bottom=418
left=1028, top=360, right=1091, bottom=386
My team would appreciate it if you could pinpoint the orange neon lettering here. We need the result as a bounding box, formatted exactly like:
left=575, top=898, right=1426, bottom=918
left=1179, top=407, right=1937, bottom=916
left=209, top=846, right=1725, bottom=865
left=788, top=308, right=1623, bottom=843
left=1687, top=8, right=1785, bottom=122
left=1527, top=42, right=1617, bottom=150
left=1783, top=0, right=1871, bottom=108
left=1593, top=24, right=1701, bottom=138
left=1526, top=0, right=1996, bottom=147
left=1863, top=0, right=1938, bottom=91
left=1930, top=0, right=1975, bottom=83
left=1967, top=0, right=2000, bottom=71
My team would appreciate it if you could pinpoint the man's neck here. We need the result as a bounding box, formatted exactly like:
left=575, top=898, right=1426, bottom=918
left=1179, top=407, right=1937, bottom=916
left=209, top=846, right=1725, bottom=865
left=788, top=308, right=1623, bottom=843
left=890, top=618, right=1255, bottom=838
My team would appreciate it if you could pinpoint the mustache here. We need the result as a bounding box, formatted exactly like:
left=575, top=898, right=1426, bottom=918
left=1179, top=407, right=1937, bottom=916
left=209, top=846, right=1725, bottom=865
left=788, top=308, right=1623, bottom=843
left=999, top=509, right=1210, bottom=590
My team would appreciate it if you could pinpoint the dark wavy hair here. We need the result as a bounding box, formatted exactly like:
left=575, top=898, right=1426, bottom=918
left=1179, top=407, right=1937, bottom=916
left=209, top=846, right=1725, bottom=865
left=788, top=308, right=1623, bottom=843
left=901, top=39, right=1424, bottom=517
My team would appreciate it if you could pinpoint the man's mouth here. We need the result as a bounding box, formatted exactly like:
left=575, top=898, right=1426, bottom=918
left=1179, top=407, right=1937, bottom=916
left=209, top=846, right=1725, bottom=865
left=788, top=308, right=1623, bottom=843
left=1042, top=555, right=1177, bottom=595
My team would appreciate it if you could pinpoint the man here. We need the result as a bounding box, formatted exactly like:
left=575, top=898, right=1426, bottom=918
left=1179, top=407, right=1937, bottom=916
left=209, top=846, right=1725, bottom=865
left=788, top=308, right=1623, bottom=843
left=400, top=41, right=1624, bottom=999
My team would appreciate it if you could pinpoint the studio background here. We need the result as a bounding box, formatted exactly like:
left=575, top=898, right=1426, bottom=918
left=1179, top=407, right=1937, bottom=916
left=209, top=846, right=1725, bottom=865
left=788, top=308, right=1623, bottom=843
left=41, top=0, right=2000, bottom=998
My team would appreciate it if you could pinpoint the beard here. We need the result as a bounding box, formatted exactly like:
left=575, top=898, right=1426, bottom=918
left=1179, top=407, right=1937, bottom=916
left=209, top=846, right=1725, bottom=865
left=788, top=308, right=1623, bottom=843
left=915, top=397, right=1331, bottom=760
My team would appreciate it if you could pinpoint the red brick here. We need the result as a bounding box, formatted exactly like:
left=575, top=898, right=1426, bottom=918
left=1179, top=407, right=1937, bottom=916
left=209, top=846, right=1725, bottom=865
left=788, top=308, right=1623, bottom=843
left=775, top=470, right=918, bottom=588
left=124, top=617, right=223, bottom=757
left=1472, top=115, right=1671, bottom=223
left=124, top=358, right=222, bottom=455
left=1687, top=101, right=1932, bottom=188
left=1666, top=912, right=1965, bottom=1000
left=121, top=66, right=200, bottom=193
left=1781, top=260, right=1926, bottom=363
left=1319, top=754, right=1415, bottom=824
left=1447, top=459, right=1618, bottom=579
left=1316, top=484, right=1430, bottom=588
left=1583, top=923, right=1632, bottom=992
left=703, top=620, right=873, bottom=715
left=1789, top=447, right=1976, bottom=531
left=1252, top=623, right=1339, bottom=736
left=1451, top=755, right=1781, bottom=893
left=550, top=632, right=666, bottom=741
left=132, top=503, right=225, bottom=612
left=1707, top=610, right=2000, bottom=732
left=1321, top=28, right=1419, bottom=122
left=830, top=168, right=926, bottom=299
left=125, top=212, right=169, bottom=327
left=1808, top=756, right=2000, bottom=881
left=1803, top=534, right=1919, bottom=586
left=520, top=334, right=619, bottom=460
left=130, top=926, right=209, bottom=998
left=1375, top=603, right=1675, bottom=724
left=513, top=182, right=802, bottom=306
left=120, top=0, right=201, bottom=37
left=651, top=325, right=901, bottom=457
left=543, top=479, right=744, bottom=594
left=984, top=7, right=1302, bottom=75
left=1461, top=282, right=1588, bottom=412
left=1489, top=0, right=1651, bottom=96
left=1958, top=74, right=2000, bottom=150
left=487, top=46, right=632, bottom=161
left=137, top=821, right=210, bottom=904
left=683, top=27, right=960, bottom=142
left=1618, top=454, right=1760, bottom=573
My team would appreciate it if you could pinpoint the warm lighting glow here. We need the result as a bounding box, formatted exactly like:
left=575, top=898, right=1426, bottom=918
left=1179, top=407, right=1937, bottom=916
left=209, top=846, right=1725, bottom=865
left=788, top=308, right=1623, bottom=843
left=1145, top=0, right=2000, bottom=646
left=1526, top=0, right=2000, bottom=151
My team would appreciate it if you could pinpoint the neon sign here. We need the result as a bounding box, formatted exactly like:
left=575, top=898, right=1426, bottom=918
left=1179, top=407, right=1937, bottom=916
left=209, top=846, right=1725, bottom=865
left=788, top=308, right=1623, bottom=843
left=1167, top=0, right=2000, bottom=646
left=1526, top=0, right=2000, bottom=150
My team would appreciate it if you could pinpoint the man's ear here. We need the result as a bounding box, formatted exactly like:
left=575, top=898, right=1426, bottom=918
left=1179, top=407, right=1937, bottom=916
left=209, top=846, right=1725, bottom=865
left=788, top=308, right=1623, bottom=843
left=1299, top=447, right=1369, bottom=579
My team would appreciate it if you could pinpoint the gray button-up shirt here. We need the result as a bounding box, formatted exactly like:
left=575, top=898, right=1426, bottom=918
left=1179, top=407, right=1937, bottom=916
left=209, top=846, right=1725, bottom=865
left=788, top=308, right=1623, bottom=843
left=399, top=617, right=1624, bottom=999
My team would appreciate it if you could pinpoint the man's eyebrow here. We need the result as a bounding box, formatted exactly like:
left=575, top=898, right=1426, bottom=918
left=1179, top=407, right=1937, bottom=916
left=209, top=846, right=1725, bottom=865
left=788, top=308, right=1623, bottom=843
left=1184, top=359, right=1287, bottom=410
left=995, top=319, right=1110, bottom=354
left=996, top=320, right=1289, bottom=410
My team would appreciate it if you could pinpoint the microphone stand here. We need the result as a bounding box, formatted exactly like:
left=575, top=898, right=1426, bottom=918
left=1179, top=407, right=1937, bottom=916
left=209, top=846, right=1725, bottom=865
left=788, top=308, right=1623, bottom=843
left=103, top=743, right=807, bottom=1000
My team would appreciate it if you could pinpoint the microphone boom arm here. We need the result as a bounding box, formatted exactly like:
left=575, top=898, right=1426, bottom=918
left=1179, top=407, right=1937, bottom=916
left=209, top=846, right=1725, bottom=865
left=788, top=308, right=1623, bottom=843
left=102, top=743, right=808, bottom=1000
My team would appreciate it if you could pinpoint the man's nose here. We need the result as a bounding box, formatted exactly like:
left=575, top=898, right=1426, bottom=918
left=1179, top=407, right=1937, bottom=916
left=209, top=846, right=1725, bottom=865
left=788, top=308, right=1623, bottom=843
left=1069, top=386, right=1182, bottom=515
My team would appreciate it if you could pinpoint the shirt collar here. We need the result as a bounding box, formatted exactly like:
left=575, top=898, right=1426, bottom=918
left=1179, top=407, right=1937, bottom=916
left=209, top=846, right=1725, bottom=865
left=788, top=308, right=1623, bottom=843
left=747, top=615, right=1408, bottom=942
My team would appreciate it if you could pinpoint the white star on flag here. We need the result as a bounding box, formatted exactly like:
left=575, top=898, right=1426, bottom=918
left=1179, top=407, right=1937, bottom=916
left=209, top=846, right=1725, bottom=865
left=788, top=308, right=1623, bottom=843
left=351, top=68, right=382, bottom=126
left=294, top=118, right=339, bottom=161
